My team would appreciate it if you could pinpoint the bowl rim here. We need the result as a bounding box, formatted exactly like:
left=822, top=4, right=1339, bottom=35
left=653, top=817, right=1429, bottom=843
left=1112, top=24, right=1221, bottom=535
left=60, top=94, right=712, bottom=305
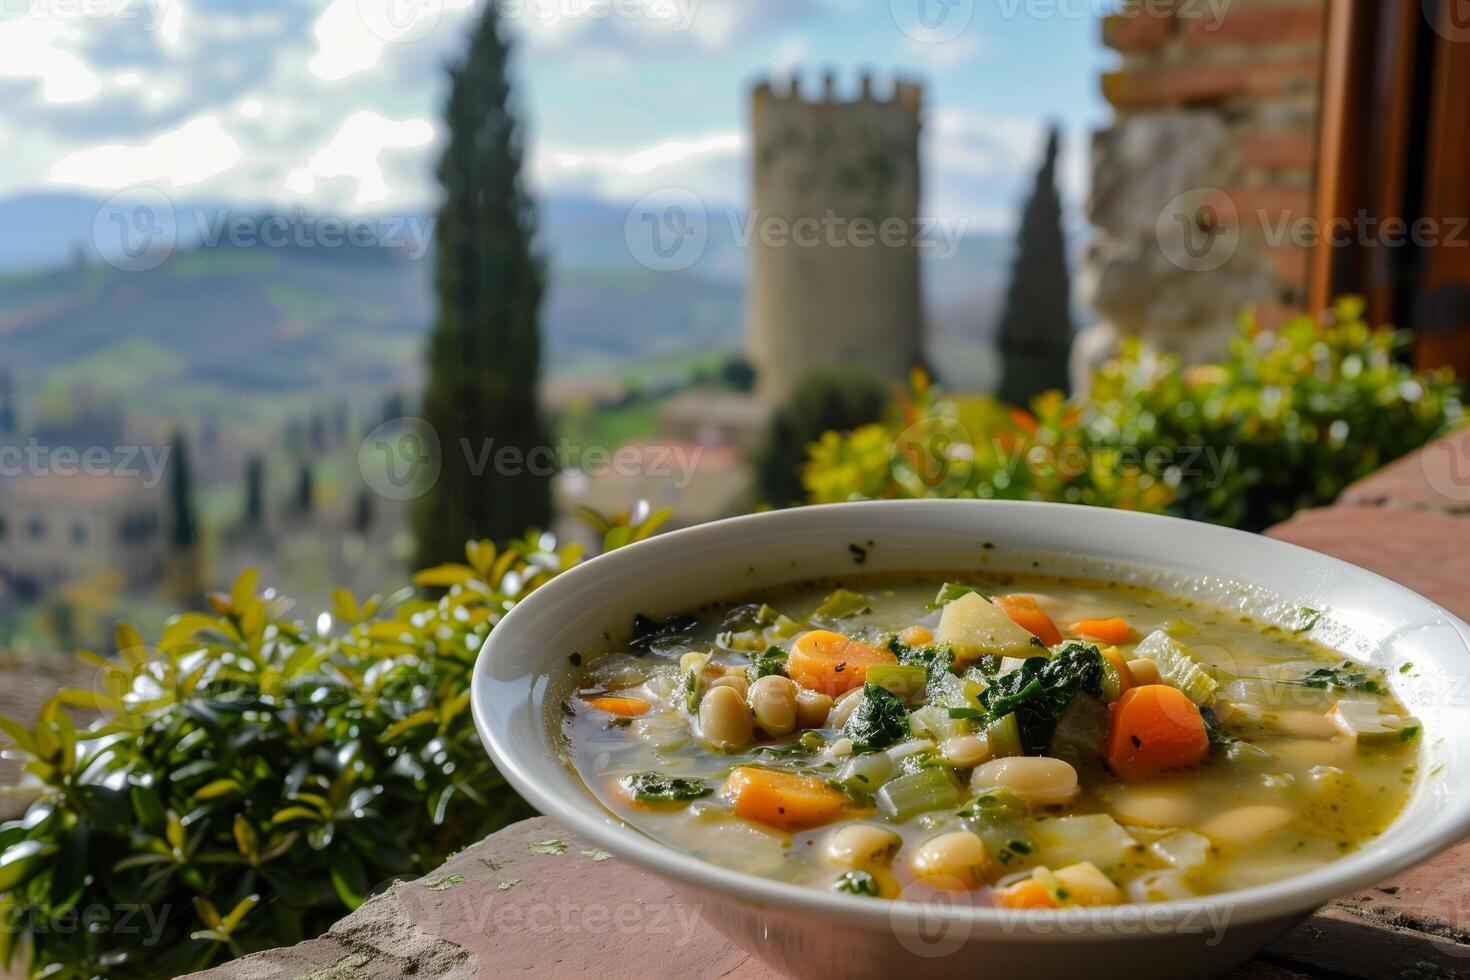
left=472, top=499, right=1470, bottom=940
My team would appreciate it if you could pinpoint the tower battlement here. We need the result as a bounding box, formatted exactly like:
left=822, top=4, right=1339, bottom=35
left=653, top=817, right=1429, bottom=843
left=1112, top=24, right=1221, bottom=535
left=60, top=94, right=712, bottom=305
left=752, top=71, right=923, bottom=115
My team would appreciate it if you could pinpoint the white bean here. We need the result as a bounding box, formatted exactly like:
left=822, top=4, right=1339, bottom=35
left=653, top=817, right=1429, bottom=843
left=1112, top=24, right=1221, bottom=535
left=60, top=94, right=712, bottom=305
left=794, top=688, right=833, bottom=729
left=708, top=674, right=749, bottom=699
left=1126, top=658, right=1160, bottom=686
left=910, top=831, right=990, bottom=890
left=970, top=757, right=1079, bottom=805
left=748, top=675, right=798, bottom=737
left=1267, top=710, right=1338, bottom=739
left=940, top=734, right=992, bottom=768
left=824, top=824, right=901, bottom=868
left=698, top=684, right=753, bottom=750
left=1199, top=805, right=1296, bottom=846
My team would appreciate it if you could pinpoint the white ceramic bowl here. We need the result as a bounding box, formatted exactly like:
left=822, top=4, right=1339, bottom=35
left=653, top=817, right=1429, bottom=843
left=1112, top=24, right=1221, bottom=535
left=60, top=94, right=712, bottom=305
left=472, top=500, right=1470, bottom=979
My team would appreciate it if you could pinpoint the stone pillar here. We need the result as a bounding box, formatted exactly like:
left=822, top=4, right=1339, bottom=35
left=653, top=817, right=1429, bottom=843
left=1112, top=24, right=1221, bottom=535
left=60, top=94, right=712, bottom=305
left=1077, top=0, right=1327, bottom=393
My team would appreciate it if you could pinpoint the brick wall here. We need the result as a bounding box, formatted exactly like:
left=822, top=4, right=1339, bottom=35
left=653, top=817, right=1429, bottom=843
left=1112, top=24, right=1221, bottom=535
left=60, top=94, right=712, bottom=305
left=1076, top=0, right=1328, bottom=390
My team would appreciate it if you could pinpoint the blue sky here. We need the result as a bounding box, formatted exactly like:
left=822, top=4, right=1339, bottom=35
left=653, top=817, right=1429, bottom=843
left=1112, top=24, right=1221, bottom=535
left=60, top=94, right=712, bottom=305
left=1, top=0, right=1116, bottom=232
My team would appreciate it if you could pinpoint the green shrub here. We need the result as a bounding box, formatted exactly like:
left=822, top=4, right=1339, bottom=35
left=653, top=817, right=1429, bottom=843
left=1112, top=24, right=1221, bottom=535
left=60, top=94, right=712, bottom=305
left=1088, top=298, right=1462, bottom=528
left=0, top=514, right=659, bottom=979
left=755, top=367, right=888, bottom=507
left=803, top=300, right=1463, bottom=527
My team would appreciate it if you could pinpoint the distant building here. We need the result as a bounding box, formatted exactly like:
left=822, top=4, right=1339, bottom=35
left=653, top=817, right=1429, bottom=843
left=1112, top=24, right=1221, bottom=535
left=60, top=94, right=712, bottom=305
left=658, top=389, right=771, bottom=452
left=747, top=72, right=925, bottom=403
left=0, top=474, right=165, bottom=603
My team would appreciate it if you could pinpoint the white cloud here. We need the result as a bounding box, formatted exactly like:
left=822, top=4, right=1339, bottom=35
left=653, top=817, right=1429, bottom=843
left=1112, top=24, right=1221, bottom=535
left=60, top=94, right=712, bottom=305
left=48, top=115, right=242, bottom=188
left=0, top=21, right=102, bottom=103
left=531, top=129, right=743, bottom=200
left=285, top=110, right=435, bottom=206
left=309, top=0, right=472, bottom=81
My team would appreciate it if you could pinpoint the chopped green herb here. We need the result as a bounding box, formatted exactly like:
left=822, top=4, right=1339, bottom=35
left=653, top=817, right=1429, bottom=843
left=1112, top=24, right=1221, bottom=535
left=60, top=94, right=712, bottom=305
left=833, top=869, right=880, bottom=896
left=747, top=646, right=790, bottom=683
left=498, top=879, right=522, bottom=891
left=425, top=874, right=465, bottom=890
left=568, top=652, right=583, bottom=667
left=933, top=582, right=988, bottom=606
left=977, top=644, right=1104, bottom=755
left=618, top=772, right=713, bottom=804
left=1293, top=607, right=1322, bottom=634
left=841, top=683, right=912, bottom=751
left=1291, top=662, right=1385, bottom=695
left=528, top=839, right=568, bottom=856
left=581, top=848, right=614, bottom=862
left=849, top=543, right=869, bottom=565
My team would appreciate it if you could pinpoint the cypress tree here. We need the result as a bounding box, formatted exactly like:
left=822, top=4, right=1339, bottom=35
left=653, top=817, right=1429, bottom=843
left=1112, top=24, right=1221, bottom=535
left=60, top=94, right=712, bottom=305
left=294, top=461, right=314, bottom=516
left=997, top=126, right=1074, bottom=406
left=167, top=430, right=197, bottom=550
left=754, top=368, right=887, bottom=507
left=243, top=454, right=265, bottom=528
left=413, top=7, right=551, bottom=567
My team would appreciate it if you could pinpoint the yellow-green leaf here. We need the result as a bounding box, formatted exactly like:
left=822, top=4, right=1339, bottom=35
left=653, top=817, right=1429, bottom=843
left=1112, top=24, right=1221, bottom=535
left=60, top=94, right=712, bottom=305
left=332, top=588, right=360, bottom=625
left=412, top=564, right=475, bottom=588
left=231, top=569, right=259, bottom=614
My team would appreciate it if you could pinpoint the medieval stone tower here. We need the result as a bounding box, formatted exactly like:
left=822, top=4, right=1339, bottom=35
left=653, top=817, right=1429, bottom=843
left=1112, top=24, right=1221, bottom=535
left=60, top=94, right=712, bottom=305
left=748, top=72, right=925, bottom=403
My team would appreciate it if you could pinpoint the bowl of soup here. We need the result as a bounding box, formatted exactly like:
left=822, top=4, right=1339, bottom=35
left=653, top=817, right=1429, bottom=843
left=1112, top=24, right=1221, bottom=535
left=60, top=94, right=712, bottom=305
left=471, top=500, right=1470, bottom=979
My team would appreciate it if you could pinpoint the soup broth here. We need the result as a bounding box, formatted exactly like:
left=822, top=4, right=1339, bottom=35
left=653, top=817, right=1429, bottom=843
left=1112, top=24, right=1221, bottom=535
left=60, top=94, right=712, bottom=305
left=563, top=572, right=1420, bottom=906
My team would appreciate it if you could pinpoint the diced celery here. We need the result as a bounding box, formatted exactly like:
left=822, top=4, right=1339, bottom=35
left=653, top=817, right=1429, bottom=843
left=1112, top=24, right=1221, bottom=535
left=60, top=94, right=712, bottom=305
left=1034, top=815, right=1139, bottom=873
left=984, top=713, right=1023, bottom=758
left=1048, top=695, right=1109, bottom=764
left=1100, top=657, right=1124, bottom=703
left=1328, top=699, right=1421, bottom=745
left=997, top=656, right=1030, bottom=676
left=867, top=664, right=929, bottom=706
left=1135, top=630, right=1218, bottom=705
left=717, top=604, right=803, bottom=651
left=812, top=588, right=873, bottom=622
left=875, top=767, right=961, bottom=822
left=936, top=592, right=1039, bottom=660
left=927, top=670, right=984, bottom=713
left=677, top=651, right=711, bottom=713
left=835, top=752, right=896, bottom=798
left=1148, top=830, right=1213, bottom=872
left=959, top=788, right=1037, bottom=869
left=910, top=704, right=970, bottom=742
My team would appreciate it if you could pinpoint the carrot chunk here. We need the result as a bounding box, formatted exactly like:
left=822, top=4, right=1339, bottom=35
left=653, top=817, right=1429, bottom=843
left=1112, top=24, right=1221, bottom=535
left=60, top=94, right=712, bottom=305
left=583, top=695, right=651, bottom=717
left=995, top=595, right=1063, bottom=647
left=994, top=877, right=1056, bottom=909
left=898, top=625, right=934, bottom=648
left=1106, top=685, right=1209, bottom=780
left=1070, top=617, right=1136, bottom=644
left=787, top=629, right=897, bottom=697
left=723, top=767, right=849, bottom=831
